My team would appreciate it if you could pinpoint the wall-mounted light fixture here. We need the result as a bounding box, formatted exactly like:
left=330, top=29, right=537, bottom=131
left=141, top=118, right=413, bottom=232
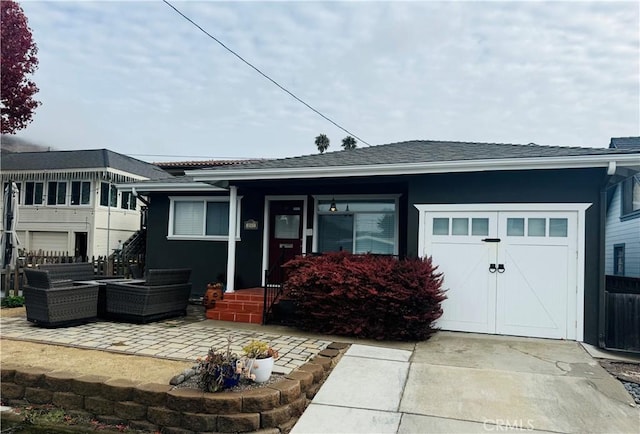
left=329, top=198, right=337, bottom=212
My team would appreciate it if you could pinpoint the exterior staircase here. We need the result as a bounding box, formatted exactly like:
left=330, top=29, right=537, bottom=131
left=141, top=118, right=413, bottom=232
left=205, top=288, right=264, bottom=324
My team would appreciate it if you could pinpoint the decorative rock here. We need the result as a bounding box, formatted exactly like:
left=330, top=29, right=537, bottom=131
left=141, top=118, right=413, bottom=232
left=170, top=374, right=185, bottom=386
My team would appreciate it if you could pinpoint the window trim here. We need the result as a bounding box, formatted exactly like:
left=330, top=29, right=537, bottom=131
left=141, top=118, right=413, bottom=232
left=613, top=243, right=625, bottom=276
left=620, top=175, right=640, bottom=220
left=24, top=181, right=44, bottom=206
left=121, top=191, right=137, bottom=210
left=46, top=181, right=67, bottom=206
left=70, top=180, right=92, bottom=206
left=167, top=196, right=242, bottom=241
left=312, top=194, right=400, bottom=255
left=99, top=182, right=118, bottom=208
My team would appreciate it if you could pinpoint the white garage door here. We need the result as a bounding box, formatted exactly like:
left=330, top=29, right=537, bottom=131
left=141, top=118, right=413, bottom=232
left=31, top=231, right=69, bottom=253
left=417, top=204, right=588, bottom=340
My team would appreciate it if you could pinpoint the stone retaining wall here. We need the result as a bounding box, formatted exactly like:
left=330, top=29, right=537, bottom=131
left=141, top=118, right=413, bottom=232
left=0, top=343, right=348, bottom=433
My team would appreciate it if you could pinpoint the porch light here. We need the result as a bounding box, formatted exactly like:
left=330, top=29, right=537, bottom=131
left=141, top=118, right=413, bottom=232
left=329, top=198, right=337, bottom=212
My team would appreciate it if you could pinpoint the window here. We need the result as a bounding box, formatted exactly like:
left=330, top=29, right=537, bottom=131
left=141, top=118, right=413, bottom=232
left=47, top=181, right=67, bottom=205
left=121, top=191, right=136, bottom=210
left=24, top=182, right=43, bottom=205
left=100, top=182, right=117, bottom=207
left=71, top=181, right=91, bottom=205
left=614, top=244, right=625, bottom=276
left=168, top=197, right=240, bottom=239
left=316, top=198, right=397, bottom=255
left=621, top=175, right=640, bottom=217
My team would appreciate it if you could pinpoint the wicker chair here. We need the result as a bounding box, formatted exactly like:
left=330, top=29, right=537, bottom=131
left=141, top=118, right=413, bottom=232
left=105, top=268, right=192, bottom=323
left=23, top=269, right=100, bottom=327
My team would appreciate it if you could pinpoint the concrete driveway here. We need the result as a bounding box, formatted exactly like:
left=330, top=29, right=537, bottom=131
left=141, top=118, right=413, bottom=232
left=293, top=332, right=639, bottom=433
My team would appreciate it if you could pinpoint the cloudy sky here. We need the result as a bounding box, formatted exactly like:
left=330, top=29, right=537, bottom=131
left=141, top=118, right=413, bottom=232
left=13, top=0, right=640, bottom=162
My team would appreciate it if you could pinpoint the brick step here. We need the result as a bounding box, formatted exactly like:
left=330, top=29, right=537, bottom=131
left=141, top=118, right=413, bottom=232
left=206, top=309, right=263, bottom=324
left=213, top=300, right=263, bottom=313
left=222, top=293, right=265, bottom=303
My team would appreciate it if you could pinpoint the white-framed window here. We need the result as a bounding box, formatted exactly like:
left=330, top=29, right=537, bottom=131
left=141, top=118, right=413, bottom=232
left=621, top=175, right=640, bottom=218
left=314, top=195, right=399, bottom=255
left=100, top=182, right=118, bottom=207
left=47, top=181, right=67, bottom=205
left=168, top=196, right=242, bottom=240
left=121, top=191, right=136, bottom=210
left=71, top=181, right=91, bottom=205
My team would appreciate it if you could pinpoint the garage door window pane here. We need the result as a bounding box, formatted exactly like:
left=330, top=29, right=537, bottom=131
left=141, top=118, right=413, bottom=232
left=433, top=218, right=449, bottom=235
left=507, top=218, right=525, bottom=236
left=471, top=218, right=489, bottom=236
left=528, top=218, right=546, bottom=237
left=549, top=218, right=568, bottom=237
left=452, top=218, right=469, bottom=235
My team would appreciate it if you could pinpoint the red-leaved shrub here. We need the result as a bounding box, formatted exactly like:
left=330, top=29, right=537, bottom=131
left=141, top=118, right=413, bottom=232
left=282, top=252, right=446, bottom=341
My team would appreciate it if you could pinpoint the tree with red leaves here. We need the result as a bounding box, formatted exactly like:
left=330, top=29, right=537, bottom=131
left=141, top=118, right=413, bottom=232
left=1, top=0, right=40, bottom=134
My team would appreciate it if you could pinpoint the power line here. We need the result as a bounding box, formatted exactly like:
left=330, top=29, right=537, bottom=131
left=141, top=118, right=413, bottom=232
left=162, top=0, right=371, bottom=147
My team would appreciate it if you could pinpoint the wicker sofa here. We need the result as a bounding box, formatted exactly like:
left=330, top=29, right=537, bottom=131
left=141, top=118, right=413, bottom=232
left=104, top=268, right=192, bottom=323
left=36, top=262, right=96, bottom=281
left=23, top=268, right=100, bottom=327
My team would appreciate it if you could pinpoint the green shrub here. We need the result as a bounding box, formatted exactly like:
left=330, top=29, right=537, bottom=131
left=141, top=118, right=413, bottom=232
left=283, top=252, right=446, bottom=341
left=1, top=295, right=25, bottom=308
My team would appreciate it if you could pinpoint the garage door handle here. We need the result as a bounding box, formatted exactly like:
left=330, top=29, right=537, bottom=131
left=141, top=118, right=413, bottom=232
left=498, top=264, right=505, bottom=273
left=489, top=263, right=497, bottom=273
left=482, top=238, right=501, bottom=243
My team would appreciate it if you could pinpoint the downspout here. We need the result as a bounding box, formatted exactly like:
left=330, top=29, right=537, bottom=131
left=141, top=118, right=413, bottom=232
left=226, top=185, right=238, bottom=293
left=598, top=161, right=618, bottom=348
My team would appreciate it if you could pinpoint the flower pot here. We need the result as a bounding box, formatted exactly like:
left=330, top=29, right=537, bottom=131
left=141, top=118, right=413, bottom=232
left=203, top=283, right=224, bottom=309
left=248, top=356, right=274, bottom=382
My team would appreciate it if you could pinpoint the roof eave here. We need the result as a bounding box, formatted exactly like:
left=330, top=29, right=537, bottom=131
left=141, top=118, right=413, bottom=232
left=116, top=182, right=227, bottom=193
left=188, top=154, right=640, bottom=182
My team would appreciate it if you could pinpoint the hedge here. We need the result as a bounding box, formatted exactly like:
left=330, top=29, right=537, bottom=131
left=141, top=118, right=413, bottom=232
left=282, top=252, right=446, bottom=341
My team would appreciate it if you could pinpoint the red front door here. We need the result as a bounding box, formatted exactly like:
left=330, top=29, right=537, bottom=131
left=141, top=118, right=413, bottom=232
left=268, top=200, right=304, bottom=284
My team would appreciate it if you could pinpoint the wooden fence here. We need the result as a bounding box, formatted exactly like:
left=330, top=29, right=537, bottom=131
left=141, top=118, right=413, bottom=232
left=1, top=250, right=143, bottom=296
left=605, top=275, right=640, bottom=353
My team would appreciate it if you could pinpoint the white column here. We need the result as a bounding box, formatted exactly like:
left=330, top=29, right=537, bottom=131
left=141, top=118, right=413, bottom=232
left=226, top=185, right=237, bottom=293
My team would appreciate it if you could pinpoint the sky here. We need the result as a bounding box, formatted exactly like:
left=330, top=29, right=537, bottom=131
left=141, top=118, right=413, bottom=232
left=12, top=0, right=640, bottom=162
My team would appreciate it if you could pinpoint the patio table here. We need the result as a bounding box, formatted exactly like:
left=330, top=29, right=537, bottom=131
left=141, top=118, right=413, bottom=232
left=76, top=278, right=145, bottom=318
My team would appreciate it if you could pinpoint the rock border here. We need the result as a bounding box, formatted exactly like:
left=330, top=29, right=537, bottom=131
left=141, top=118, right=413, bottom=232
left=0, top=342, right=349, bottom=433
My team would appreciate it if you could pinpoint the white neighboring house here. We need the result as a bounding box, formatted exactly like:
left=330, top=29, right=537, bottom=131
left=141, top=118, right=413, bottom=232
left=605, top=137, right=640, bottom=278
left=0, top=149, right=171, bottom=259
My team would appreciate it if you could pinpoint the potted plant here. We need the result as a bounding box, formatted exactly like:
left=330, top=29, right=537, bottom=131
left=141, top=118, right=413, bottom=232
left=197, top=336, right=245, bottom=392
left=242, top=340, right=279, bottom=382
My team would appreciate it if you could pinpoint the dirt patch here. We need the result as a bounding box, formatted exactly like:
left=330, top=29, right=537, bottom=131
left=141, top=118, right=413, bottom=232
left=1, top=305, right=27, bottom=318
left=599, top=360, right=640, bottom=384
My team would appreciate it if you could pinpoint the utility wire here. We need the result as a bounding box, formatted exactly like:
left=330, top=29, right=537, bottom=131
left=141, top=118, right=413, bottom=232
left=162, top=0, right=371, bottom=147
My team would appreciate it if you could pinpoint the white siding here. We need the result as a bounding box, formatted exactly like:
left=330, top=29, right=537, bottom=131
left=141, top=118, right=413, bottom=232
left=605, top=185, right=640, bottom=277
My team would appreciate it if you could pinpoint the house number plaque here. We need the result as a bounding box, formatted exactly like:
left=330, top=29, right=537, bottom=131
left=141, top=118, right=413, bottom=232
left=244, top=219, right=259, bottom=230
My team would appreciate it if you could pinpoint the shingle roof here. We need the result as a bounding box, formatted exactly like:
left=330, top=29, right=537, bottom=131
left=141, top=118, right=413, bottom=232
left=610, top=137, right=640, bottom=150
left=209, top=140, right=639, bottom=171
left=1, top=149, right=171, bottom=180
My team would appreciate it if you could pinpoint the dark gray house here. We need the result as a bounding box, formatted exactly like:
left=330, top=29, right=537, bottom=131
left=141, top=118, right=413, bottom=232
left=119, top=140, right=640, bottom=346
